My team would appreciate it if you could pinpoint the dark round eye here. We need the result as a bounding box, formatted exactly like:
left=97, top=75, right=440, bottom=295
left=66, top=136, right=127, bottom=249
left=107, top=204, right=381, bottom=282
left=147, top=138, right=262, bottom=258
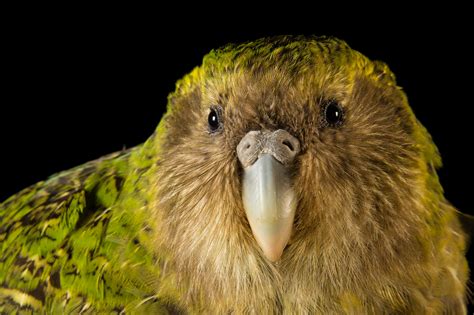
left=208, top=107, right=221, bottom=132
left=323, top=101, right=344, bottom=126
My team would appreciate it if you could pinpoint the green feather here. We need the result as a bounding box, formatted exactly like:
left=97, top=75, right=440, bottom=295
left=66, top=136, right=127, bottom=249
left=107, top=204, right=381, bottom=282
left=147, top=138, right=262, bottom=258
left=0, top=143, right=179, bottom=313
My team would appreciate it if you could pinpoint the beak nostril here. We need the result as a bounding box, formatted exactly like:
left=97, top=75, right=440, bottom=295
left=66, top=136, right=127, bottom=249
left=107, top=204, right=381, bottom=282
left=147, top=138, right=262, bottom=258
left=282, top=140, right=294, bottom=152
left=238, top=130, right=300, bottom=167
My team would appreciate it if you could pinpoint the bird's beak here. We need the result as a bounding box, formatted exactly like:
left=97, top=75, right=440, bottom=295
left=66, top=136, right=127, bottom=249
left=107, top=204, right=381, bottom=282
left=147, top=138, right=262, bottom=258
left=237, top=130, right=300, bottom=262
left=242, top=154, right=297, bottom=262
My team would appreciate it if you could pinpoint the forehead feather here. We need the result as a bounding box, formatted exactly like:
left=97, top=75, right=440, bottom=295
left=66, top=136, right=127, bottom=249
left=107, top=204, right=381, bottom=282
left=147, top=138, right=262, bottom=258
left=196, top=36, right=397, bottom=105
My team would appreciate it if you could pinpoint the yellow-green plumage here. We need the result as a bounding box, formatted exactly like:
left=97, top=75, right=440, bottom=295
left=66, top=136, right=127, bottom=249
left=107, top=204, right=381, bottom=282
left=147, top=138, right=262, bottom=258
left=0, top=145, right=181, bottom=313
left=1, top=35, right=472, bottom=314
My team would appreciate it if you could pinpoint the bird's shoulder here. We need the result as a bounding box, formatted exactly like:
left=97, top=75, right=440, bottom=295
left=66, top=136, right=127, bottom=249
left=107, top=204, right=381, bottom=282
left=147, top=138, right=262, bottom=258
left=0, top=148, right=139, bottom=313
left=0, top=147, right=133, bottom=248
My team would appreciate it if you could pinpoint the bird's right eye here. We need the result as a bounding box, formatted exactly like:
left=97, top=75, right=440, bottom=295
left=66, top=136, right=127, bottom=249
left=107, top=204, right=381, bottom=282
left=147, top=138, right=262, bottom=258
left=322, top=100, right=345, bottom=127
left=208, top=107, right=222, bottom=133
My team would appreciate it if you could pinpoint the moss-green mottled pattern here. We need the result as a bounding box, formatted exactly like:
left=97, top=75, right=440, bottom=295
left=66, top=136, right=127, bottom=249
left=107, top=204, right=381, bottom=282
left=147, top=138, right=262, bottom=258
left=0, top=139, right=179, bottom=314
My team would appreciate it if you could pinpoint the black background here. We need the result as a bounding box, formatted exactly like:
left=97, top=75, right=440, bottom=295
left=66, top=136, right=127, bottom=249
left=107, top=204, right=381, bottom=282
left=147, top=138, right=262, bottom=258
left=1, top=10, right=472, bottom=311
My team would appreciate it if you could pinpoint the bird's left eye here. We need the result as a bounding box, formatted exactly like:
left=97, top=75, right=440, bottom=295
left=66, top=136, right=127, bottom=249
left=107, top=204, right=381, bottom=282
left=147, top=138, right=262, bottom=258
left=208, top=106, right=222, bottom=133
left=322, top=100, right=344, bottom=127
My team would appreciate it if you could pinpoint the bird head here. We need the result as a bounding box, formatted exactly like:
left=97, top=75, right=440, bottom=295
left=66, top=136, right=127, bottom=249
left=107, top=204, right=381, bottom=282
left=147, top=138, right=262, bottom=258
left=147, top=36, right=445, bottom=308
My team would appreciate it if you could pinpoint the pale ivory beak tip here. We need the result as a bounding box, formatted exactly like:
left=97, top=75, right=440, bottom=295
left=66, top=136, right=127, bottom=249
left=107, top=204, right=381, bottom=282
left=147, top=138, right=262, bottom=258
left=262, top=246, right=284, bottom=262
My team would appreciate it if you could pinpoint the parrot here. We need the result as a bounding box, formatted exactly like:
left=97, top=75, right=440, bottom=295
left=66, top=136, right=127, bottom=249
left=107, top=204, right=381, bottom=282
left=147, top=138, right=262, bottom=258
left=0, top=35, right=472, bottom=314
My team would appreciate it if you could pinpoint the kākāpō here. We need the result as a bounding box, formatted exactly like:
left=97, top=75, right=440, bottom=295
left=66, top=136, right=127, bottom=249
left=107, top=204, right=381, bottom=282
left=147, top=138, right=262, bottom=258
left=0, top=35, right=472, bottom=314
